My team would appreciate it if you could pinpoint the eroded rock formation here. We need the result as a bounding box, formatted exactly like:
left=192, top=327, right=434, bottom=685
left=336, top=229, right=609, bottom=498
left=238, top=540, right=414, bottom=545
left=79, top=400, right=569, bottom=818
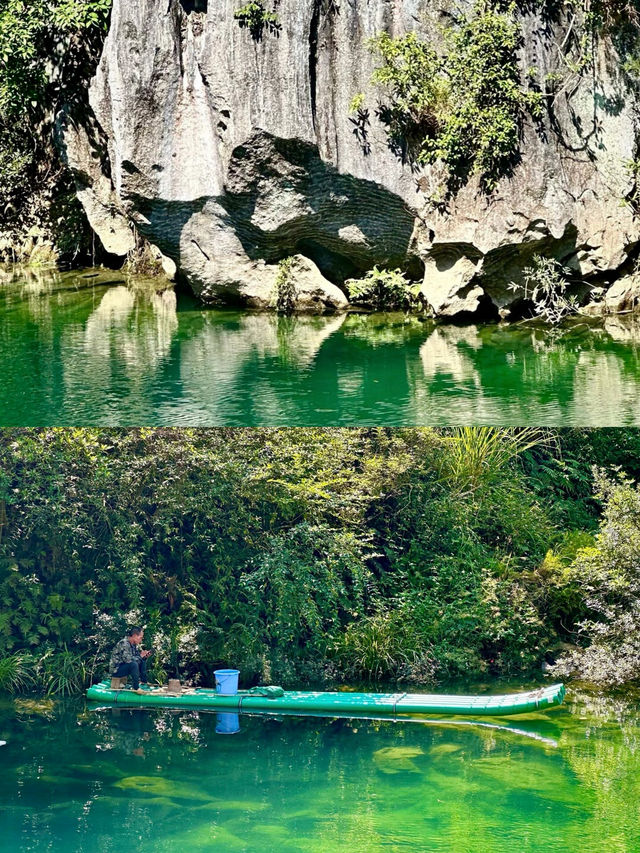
left=64, top=0, right=640, bottom=317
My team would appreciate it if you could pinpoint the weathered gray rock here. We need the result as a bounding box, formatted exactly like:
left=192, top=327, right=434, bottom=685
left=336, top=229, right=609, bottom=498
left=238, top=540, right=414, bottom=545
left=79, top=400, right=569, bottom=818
left=58, top=113, right=135, bottom=257
left=603, top=274, right=640, bottom=314
left=64, top=0, right=640, bottom=316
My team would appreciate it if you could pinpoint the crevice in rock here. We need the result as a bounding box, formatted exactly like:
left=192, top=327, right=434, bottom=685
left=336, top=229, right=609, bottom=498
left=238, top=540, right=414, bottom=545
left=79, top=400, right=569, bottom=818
left=309, top=0, right=321, bottom=131
left=191, top=238, right=210, bottom=261
left=405, top=255, right=426, bottom=283
left=179, top=0, right=207, bottom=14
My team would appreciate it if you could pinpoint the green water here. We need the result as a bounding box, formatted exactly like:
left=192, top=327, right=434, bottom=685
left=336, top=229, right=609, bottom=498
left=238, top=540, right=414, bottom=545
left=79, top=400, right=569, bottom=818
left=1, top=688, right=639, bottom=852
left=3, top=267, right=640, bottom=425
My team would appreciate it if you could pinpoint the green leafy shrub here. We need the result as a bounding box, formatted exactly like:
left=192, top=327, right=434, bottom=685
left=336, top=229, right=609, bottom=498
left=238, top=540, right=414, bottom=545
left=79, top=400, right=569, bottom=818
left=240, top=523, right=369, bottom=682
left=555, top=470, right=640, bottom=684
left=368, top=1, right=543, bottom=193
left=510, top=255, right=579, bottom=323
left=234, top=2, right=279, bottom=39
left=346, top=266, right=421, bottom=311
left=273, top=256, right=297, bottom=314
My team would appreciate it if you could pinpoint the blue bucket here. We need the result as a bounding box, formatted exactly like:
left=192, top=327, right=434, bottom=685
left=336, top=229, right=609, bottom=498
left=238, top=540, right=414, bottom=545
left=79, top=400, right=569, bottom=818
left=214, top=669, right=240, bottom=695
left=216, top=713, right=240, bottom=735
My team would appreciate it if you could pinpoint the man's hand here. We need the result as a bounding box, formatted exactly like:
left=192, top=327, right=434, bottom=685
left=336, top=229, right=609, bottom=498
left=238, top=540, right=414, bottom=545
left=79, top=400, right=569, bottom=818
left=140, top=649, right=152, bottom=659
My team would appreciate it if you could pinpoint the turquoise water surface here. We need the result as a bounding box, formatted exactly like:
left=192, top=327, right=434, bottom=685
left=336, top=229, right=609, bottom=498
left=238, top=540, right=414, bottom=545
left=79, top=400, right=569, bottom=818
left=1, top=688, right=639, bottom=852
left=2, top=267, right=640, bottom=426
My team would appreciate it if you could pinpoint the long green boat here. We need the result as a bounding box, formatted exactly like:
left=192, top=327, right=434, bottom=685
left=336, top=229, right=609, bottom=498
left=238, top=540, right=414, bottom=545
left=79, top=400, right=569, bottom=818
left=86, top=681, right=565, bottom=718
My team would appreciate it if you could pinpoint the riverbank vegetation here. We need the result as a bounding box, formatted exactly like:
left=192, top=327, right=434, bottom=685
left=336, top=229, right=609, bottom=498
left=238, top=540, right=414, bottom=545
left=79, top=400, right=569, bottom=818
left=1, top=428, right=640, bottom=694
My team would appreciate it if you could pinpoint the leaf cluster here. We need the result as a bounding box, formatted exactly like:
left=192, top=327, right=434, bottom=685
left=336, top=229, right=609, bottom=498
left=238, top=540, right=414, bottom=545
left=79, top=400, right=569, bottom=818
left=346, top=266, right=421, bottom=311
left=369, top=1, right=543, bottom=193
left=509, top=255, right=579, bottom=324
left=234, top=1, right=280, bottom=39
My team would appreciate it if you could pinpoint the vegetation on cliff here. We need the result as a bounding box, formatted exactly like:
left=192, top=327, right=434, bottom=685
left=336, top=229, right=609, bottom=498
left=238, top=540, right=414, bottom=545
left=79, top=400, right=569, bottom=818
left=0, top=0, right=112, bottom=259
left=1, top=428, right=639, bottom=694
left=364, top=0, right=640, bottom=197
left=369, top=1, right=543, bottom=193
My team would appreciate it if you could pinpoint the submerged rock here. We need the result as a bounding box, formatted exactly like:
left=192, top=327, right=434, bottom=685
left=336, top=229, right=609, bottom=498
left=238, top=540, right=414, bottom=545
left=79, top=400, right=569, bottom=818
left=372, top=745, right=425, bottom=774
left=64, top=0, right=640, bottom=317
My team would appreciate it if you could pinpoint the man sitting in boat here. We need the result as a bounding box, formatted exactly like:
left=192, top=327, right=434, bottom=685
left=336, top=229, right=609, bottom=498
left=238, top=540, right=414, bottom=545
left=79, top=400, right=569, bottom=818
left=109, top=626, right=152, bottom=694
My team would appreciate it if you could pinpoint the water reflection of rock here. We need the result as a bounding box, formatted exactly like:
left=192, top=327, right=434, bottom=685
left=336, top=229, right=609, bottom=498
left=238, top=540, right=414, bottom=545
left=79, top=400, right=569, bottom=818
left=413, top=325, right=504, bottom=423
left=57, top=285, right=180, bottom=423
left=81, top=286, right=178, bottom=367
left=172, top=312, right=346, bottom=423
left=603, top=315, right=640, bottom=343
left=572, top=352, right=640, bottom=425
left=413, top=322, right=640, bottom=425
left=419, top=324, right=484, bottom=384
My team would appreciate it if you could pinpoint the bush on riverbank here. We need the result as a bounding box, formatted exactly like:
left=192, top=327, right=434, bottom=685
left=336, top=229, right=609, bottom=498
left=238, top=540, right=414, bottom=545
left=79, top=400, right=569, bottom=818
left=553, top=470, right=640, bottom=684
left=0, top=428, right=638, bottom=693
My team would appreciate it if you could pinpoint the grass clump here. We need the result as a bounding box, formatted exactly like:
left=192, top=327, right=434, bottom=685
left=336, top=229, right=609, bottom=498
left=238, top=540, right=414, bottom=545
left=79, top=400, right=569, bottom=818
left=0, top=653, right=37, bottom=693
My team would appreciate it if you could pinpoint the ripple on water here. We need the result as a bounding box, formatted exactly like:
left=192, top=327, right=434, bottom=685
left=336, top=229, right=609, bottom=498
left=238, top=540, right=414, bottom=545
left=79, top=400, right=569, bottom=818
left=2, top=270, right=640, bottom=425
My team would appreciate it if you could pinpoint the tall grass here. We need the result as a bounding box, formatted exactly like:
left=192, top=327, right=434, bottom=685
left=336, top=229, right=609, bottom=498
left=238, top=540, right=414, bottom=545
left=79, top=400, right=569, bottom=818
left=440, top=427, right=555, bottom=494
left=334, top=611, right=434, bottom=683
left=40, top=649, right=89, bottom=696
left=0, top=653, right=36, bottom=693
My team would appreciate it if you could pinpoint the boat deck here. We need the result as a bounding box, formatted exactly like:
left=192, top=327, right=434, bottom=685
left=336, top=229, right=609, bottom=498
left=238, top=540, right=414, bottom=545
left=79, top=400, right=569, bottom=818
left=86, top=682, right=565, bottom=718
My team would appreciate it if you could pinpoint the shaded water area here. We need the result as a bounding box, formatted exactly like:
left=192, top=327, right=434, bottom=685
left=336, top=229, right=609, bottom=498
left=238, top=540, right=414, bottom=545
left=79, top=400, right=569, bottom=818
left=3, top=267, right=640, bottom=425
left=1, top=686, right=639, bottom=852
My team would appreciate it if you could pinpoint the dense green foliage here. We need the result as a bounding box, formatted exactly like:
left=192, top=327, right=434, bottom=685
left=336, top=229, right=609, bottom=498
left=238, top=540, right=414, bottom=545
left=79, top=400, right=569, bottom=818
left=369, top=1, right=543, bottom=193
left=1, top=428, right=639, bottom=694
left=234, top=2, right=279, bottom=39
left=555, top=470, right=640, bottom=683
left=0, top=0, right=111, bottom=249
left=346, top=267, right=421, bottom=311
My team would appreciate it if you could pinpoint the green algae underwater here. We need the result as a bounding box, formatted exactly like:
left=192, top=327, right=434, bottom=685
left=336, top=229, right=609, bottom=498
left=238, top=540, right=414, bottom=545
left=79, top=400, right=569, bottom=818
left=3, top=267, right=640, bottom=426
left=1, top=687, right=639, bottom=852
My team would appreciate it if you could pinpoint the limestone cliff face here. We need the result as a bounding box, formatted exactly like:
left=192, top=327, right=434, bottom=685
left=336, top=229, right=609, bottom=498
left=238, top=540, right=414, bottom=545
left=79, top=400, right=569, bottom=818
left=67, top=0, right=640, bottom=316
